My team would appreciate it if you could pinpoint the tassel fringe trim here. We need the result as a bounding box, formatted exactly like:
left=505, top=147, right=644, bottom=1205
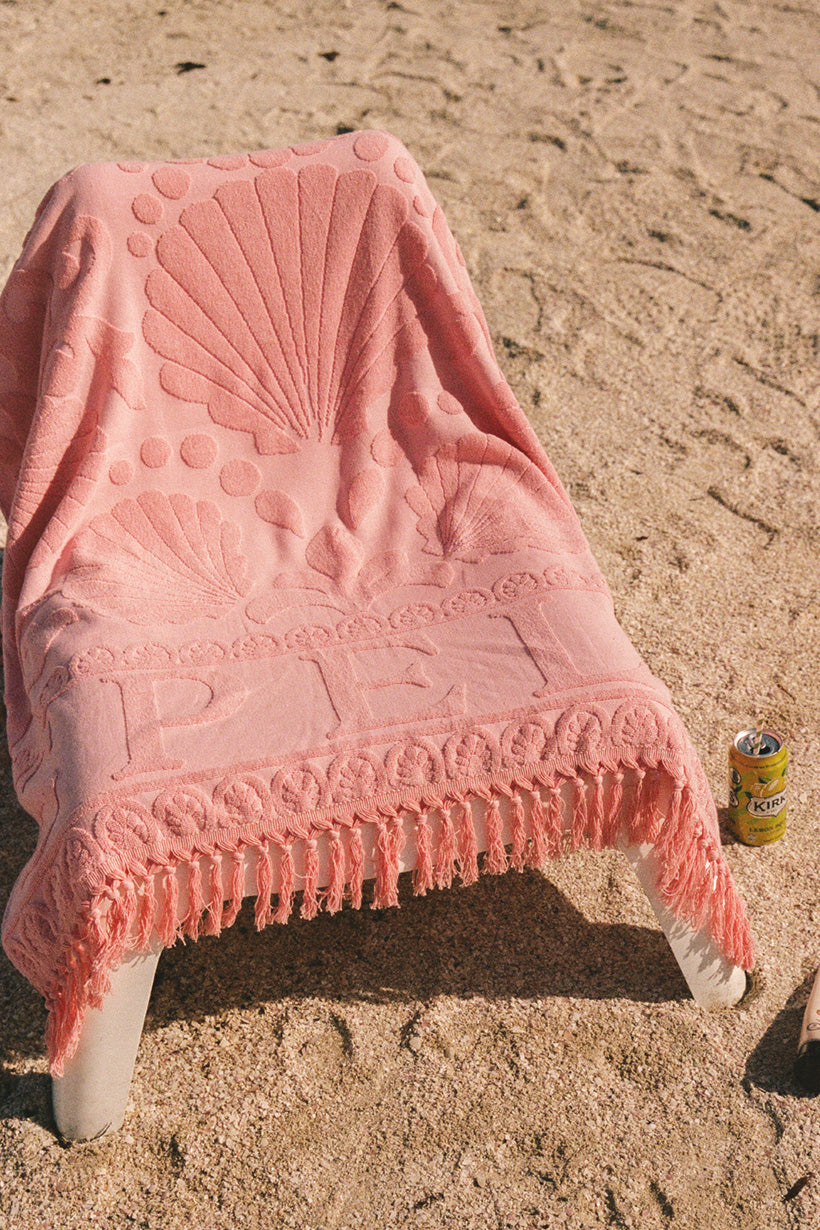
left=42, top=762, right=754, bottom=1075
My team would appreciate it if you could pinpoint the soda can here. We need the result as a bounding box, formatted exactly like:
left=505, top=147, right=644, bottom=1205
left=728, top=728, right=788, bottom=846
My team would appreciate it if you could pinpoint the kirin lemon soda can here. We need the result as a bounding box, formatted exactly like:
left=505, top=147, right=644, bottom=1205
left=729, top=728, right=788, bottom=846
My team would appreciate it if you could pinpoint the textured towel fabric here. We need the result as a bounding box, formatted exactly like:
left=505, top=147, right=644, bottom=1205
left=0, top=131, right=753, bottom=1073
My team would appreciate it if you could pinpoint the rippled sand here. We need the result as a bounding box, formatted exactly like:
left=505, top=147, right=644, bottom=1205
left=1, top=2, right=819, bottom=1226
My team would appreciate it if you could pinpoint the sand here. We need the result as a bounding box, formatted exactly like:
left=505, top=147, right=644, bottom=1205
left=1, top=0, right=819, bottom=1226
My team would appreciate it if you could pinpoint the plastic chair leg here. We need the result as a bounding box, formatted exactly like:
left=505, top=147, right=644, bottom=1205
left=619, top=839, right=748, bottom=1008
left=51, top=947, right=161, bottom=1142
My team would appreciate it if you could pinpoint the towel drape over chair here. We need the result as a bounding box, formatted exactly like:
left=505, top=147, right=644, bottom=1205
left=0, top=130, right=753, bottom=1075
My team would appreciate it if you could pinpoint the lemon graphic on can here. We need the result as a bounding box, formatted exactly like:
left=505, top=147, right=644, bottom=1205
left=750, top=775, right=786, bottom=799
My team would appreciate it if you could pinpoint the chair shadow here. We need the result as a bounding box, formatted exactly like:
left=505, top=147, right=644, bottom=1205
left=716, top=806, right=742, bottom=847
left=145, top=868, right=690, bottom=1029
left=745, top=967, right=819, bottom=1099
left=0, top=736, right=59, bottom=1132
left=0, top=1067, right=52, bottom=1135
left=0, top=854, right=691, bottom=1130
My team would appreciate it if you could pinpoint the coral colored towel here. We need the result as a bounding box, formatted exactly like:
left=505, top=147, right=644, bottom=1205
left=0, top=131, right=752, bottom=1072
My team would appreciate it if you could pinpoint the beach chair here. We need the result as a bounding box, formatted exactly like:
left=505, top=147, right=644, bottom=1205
left=0, top=132, right=751, bottom=1143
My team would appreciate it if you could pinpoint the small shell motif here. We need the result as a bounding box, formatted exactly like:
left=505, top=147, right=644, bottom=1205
left=143, top=163, right=430, bottom=454
left=63, top=491, right=249, bottom=623
left=405, top=434, right=586, bottom=561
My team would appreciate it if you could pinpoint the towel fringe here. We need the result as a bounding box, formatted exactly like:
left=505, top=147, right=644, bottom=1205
left=204, top=849, right=224, bottom=936
left=325, top=829, right=346, bottom=914
left=42, top=761, right=755, bottom=1076
left=509, top=791, right=527, bottom=871
left=570, top=774, right=587, bottom=852
left=603, top=769, right=624, bottom=847
left=589, top=774, right=605, bottom=850
left=253, top=841, right=274, bottom=930
left=273, top=839, right=294, bottom=924
left=643, top=770, right=664, bottom=843
left=412, top=807, right=434, bottom=895
left=347, top=825, right=365, bottom=909
left=482, top=792, right=508, bottom=875
left=137, top=875, right=155, bottom=951
left=545, top=781, right=564, bottom=857
left=434, top=802, right=458, bottom=889
left=455, top=797, right=479, bottom=885
left=301, top=837, right=320, bottom=920
left=222, top=850, right=245, bottom=929
left=159, top=865, right=179, bottom=948
left=526, top=784, right=548, bottom=867
left=372, top=814, right=402, bottom=909
left=629, top=767, right=648, bottom=843
left=184, top=857, right=204, bottom=941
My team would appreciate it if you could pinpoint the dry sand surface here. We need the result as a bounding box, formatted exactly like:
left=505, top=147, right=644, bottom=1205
left=1, top=0, right=819, bottom=1226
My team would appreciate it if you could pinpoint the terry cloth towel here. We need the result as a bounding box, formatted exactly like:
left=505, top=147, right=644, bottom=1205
left=0, top=131, right=753, bottom=1073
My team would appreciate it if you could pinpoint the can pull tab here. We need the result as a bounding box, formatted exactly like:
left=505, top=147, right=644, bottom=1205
left=795, top=965, right=820, bottom=1093
left=736, top=729, right=782, bottom=758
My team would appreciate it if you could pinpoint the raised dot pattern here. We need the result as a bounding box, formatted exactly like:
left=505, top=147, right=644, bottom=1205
left=152, top=166, right=191, bottom=200
left=132, top=194, right=163, bottom=225
left=248, top=149, right=291, bottom=168
left=180, top=434, right=218, bottom=468
left=293, top=139, right=331, bottom=157
left=220, top=459, right=260, bottom=496
left=354, top=132, right=390, bottom=162
left=393, top=156, right=415, bottom=182
left=108, top=460, right=133, bottom=485
left=127, top=232, right=153, bottom=258
left=140, top=437, right=172, bottom=468
left=207, top=155, right=247, bottom=171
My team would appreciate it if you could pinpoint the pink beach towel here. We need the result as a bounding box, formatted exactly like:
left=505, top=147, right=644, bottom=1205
left=0, top=131, right=753, bottom=1073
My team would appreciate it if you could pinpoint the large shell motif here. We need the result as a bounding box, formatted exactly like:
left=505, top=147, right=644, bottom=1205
left=143, top=164, right=429, bottom=454
left=405, top=434, right=587, bottom=562
left=62, top=491, right=249, bottom=623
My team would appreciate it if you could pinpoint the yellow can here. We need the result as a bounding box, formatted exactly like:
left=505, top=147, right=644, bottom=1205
left=728, top=728, right=788, bottom=846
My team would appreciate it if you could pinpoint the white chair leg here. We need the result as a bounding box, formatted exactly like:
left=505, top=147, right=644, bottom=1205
left=619, top=839, right=748, bottom=1008
left=52, top=948, right=161, bottom=1142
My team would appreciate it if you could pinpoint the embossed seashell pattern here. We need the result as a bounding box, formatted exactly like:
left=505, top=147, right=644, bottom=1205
left=405, top=434, right=587, bottom=561
left=143, top=163, right=429, bottom=454
left=63, top=491, right=249, bottom=623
